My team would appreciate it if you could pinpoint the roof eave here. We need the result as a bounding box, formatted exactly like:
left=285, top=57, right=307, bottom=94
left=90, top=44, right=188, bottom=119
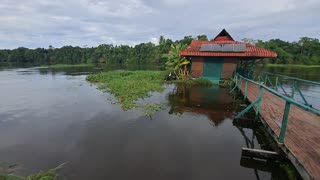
left=180, top=52, right=277, bottom=58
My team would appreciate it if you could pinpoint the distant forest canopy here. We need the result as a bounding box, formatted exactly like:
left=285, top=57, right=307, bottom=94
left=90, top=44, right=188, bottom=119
left=252, top=37, right=320, bottom=65
left=0, top=35, right=319, bottom=66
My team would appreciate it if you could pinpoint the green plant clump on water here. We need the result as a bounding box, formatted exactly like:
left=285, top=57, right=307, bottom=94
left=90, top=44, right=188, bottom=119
left=169, top=78, right=213, bottom=86
left=0, top=163, right=65, bottom=180
left=87, top=70, right=216, bottom=115
left=219, top=80, right=233, bottom=88
left=137, top=103, right=166, bottom=117
left=86, top=70, right=166, bottom=111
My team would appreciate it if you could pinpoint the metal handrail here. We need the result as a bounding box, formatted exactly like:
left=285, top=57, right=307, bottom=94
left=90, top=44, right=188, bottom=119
left=232, top=73, right=320, bottom=143
left=237, top=74, right=320, bottom=115
left=263, top=72, right=320, bottom=86
left=258, top=72, right=320, bottom=108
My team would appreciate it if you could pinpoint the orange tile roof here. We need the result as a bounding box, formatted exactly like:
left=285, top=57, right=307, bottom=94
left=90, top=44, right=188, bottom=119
left=180, top=30, right=277, bottom=58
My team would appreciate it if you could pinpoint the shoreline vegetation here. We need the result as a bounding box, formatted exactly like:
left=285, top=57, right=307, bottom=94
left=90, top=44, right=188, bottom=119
left=86, top=70, right=213, bottom=115
left=40, top=63, right=94, bottom=68
left=1, top=35, right=319, bottom=68
left=43, top=63, right=320, bottom=68
left=263, top=64, right=320, bottom=68
left=1, top=63, right=320, bottom=70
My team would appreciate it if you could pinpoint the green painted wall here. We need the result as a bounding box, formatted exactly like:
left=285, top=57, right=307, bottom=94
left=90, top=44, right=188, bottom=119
left=203, top=57, right=224, bottom=81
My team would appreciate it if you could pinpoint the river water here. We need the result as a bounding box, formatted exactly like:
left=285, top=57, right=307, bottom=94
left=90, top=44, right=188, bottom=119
left=0, top=66, right=318, bottom=179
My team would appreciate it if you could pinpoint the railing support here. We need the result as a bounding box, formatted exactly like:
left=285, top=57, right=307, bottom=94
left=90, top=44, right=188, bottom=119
left=244, top=81, right=248, bottom=100
left=294, top=83, right=310, bottom=106
left=235, top=85, right=263, bottom=119
left=264, top=74, right=267, bottom=85
left=235, top=99, right=260, bottom=119
left=238, top=78, right=242, bottom=92
left=291, top=80, right=296, bottom=99
left=279, top=101, right=291, bottom=143
left=266, top=76, right=273, bottom=88
left=230, top=74, right=238, bottom=93
left=255, top=86, right=263, bottom=116
left=279, top=81, right=289, bottom=96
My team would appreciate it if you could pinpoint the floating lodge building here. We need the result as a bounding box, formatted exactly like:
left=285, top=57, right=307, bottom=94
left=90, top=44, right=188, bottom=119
left=180, top=29, right=277, bottom=81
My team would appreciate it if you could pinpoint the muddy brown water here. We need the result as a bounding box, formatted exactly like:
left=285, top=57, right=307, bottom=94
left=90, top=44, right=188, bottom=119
left=0, top=66, right=318, bottom=179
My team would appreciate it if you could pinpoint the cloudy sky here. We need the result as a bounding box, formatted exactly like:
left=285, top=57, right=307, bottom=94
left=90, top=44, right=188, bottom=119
left=0, top=0, right=319, bottom=49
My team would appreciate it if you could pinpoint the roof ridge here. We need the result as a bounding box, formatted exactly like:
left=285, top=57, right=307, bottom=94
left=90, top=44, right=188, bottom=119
left=212, top=29, right=234, bottom=41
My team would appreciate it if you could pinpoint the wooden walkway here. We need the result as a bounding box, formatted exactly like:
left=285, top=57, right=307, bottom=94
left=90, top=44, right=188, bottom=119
left=234, top=75, right=320, bottom=179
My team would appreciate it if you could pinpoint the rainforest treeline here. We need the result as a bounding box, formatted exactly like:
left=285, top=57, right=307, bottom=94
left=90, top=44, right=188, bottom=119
left=255, top=37, right=320, bottom=65
left=0, top=35, right=319, bottom=66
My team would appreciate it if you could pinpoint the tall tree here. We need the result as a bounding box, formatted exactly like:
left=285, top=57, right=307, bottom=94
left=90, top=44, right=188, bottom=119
left=197, top=35, right=208, bottom=41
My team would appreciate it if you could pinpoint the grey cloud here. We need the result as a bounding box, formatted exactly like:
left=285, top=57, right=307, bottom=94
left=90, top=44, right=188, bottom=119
left=0, top=0, right=319, bottom=49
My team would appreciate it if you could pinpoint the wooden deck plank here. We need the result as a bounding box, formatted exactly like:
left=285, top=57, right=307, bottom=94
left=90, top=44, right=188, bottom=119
left=238, top=79, right=320, bottom=179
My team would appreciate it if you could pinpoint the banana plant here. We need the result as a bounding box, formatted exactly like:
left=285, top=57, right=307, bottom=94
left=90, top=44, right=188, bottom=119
left=161, top=43, right=190, bottom=80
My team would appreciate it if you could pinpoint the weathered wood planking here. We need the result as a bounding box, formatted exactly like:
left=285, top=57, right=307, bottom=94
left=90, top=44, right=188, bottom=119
left=239, top=79, right=320, bottom=179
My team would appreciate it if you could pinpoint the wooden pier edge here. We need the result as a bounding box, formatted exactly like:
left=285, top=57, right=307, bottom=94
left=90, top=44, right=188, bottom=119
left=232, top=73, right=319, bottom=180
left=257, top=115, right=312, bottom=180
left=237, top=89, right=312, bottom=179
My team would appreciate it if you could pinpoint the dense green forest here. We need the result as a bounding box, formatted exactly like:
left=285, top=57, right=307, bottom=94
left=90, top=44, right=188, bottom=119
left=0, top=35, right=319, bottom=66
left=255, top=37, right=320, bottom=65
left=0, top=35, right=194, bottom=67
